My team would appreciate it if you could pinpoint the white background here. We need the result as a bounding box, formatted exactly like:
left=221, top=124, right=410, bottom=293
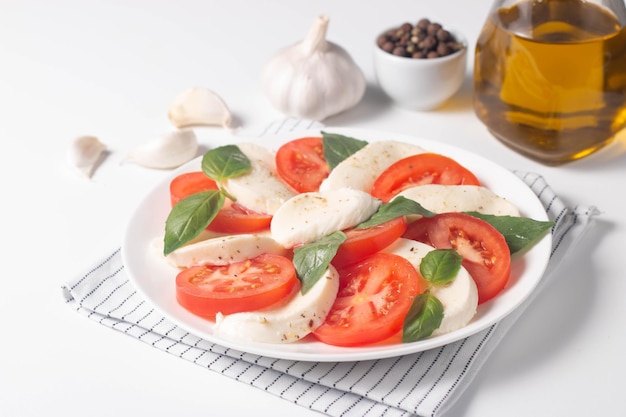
left=1, top=0, right=625, bottom=416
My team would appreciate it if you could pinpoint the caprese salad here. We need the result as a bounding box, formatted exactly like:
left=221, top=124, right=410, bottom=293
left=154, top=132, right=552, bottom=347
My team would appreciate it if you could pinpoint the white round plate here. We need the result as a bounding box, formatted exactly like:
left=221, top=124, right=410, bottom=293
left=122, top=127, right=552, bottom=362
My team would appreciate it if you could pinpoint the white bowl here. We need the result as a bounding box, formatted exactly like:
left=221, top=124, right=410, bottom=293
left=373, top=30, right=467, bottom=111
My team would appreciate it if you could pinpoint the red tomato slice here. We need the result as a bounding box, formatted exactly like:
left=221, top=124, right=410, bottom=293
left=275, top=136, right=331, bottom=193
left=313, top=252, right=420, bottom=347
left=170, top=171, right=219, bottom=207
left=332, top=217, right=408, bottom=267
left=402, top=212, right=510, bottom=304
left=175, top=253, right=299, bottom=319
left=370, top=153, right=481, bottom=202
left=169, top=171, right=272, bottom=233
left=207, top=200, right=272, bottom=233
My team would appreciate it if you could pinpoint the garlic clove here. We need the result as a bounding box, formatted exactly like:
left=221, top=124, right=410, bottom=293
left=124, top=129, right=199, bottom=169
left=168, top=87, right=232, bottom=129
left=66, top=135, right=107, bottom=179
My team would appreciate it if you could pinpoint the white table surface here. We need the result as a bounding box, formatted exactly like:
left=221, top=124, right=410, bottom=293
left=2, top=1, right=625, bottom=416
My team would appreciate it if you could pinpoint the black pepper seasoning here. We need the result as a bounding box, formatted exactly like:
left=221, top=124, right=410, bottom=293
left=378, top=19, right=463, bottom=59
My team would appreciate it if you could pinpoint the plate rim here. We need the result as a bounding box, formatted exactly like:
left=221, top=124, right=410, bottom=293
left=121, top=126, right=552, bottom=362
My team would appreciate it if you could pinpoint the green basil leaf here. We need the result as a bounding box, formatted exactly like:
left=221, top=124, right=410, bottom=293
left=321, top=131, right=368, bottom=169
left=163, top=190, right=225, bottom=255
left=402, top=292, right=444, bottom=343
left=419, top=249, right=463, bottom=285
left=292, top=231, right=347, bottom=294
left=357, top=196, right=436, bottom=229
left=465, top=212, right=554, bottom=255
left=201, top=144, right=251, bottom=182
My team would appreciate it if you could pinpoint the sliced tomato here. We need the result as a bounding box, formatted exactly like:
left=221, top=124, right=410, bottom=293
left=332, top=217, right=408, bottom=267
left=275, top=136, right=331, bottom=193
left=169, top=171, right=272, bottom=233
left=207, top=200, right=272, bottom=233
left=403, top=212, right=510, bottom=304
left=175, top=253, right=299, bottom=319
left=370, top=153, right=481, bottom=202
left=313, top=252, right=420, bottom=347
left=170, top=171, right=219, bottom=207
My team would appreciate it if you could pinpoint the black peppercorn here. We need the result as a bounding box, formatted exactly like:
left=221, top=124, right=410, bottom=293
left=378, top=18, right=462, bottom=59
left=382, top=41, right=395, bottom=53
left=392, top=46, right=407, bottom=57
left=436, top=29, right=451, bottom=42
left=420, top=35, right=437, bottom=51
left=416, top=18, right=430, bottom=30
left=426, top=23, right=442, bottom=36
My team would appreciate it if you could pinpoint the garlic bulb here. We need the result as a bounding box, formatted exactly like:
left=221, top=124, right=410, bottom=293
left=261, top=15, right=366, bottom=121
left=124, top=129, right=199, bottom=169
left=66, top=135, right=107, bottom=179
left=168, top=87, right=232, bottom=129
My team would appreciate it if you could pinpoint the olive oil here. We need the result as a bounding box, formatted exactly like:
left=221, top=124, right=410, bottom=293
left=474, top=0, right=626, bottom=165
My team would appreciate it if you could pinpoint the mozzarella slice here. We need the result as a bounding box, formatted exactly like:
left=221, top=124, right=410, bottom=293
left=384, top=238, right=478, bottom=336
left=150, top=229, right=228, bottom=261
left=429, top=267, right=479, bottom=337
left=222, top=143, right=296, bottom=215
left=163, top=233, right=287, bottom=268
left=270, top=187, right=381, bottom=248
left=320, top=140, right=425, bottom=192
left=396, top=184, right=520, bottom=216
left=214, top=266, right=340, bottom=344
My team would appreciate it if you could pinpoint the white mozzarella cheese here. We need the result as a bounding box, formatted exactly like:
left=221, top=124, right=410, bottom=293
left=384, top=238, right=478, bottom=337
left=319, top=140, right=425, bottom=192
left=429, top=267, right=479, bottom=337
left=214, top=266, right=340, bottom=344
left=163, top=233, right=287, bottom=268
left=396, top=184, right=520, bottom=216
left=222, top=143, right=296, bottom=215
left=150, top=229, right=228, bottom=261
left=270, top=187, right=381, bottom=248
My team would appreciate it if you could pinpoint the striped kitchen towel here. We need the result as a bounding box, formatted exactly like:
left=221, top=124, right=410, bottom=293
left=62, top=118, right=600, bottom=417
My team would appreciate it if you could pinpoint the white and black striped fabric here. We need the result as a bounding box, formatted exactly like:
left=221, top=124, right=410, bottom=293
left=62, top=119, right=600, bottom=417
